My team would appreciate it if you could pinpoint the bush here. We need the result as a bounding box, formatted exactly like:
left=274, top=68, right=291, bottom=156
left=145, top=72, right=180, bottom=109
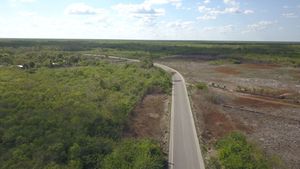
left=103, top=139, right=165, bottom=169
left=215, top=132, right=271, bottom=169
left=195, top=82, right=208, bottom=90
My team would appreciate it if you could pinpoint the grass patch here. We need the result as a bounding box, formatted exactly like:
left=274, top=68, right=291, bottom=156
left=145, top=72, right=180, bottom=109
left=195, top=82, right=208, bottom=90
left=209, top=132, right=284, bottom=169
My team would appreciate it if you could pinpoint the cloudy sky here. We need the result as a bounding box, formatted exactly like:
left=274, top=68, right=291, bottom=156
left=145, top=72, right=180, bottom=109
left=0, top=0, right=299, bottom=41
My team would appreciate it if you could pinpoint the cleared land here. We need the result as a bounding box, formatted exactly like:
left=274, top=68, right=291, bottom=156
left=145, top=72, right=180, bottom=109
left=159, top=58, right=300, bottom=169
left=124, top=93, right=170, bottom=154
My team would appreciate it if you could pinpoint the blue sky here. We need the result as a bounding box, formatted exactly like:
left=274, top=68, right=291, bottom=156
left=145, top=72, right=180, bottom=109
left=0, top=0, right=299, bottom=41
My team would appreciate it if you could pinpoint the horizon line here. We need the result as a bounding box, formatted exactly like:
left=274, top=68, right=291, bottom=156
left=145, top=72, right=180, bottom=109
left=0, top=37, right=300, bottom=44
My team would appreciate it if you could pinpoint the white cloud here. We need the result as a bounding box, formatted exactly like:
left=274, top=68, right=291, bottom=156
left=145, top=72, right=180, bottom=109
left=243, top=21, right=276, bottom=33
left=202, top=25, right=234, bottom=33
left=113, top=3, right=165, bottom=18
left=144, top=0, right=182, bottom=8
left=65, top=3, right=104, bottom=15
left=10, top=0, right=36, bottom=3
left=111, top=1, right=168, bottom=30
left=203, top=0, right=211, bottom=4
left=112, top=0, right=178, bottom=27
left=224, top=7, right=242, bottom=13
left=18, top=11, right=37, bottom=17
left=197, top=15, right=217, bottom=20
left=283, top=5, right=289, bottom=9
left=166, top=20, right=194, bottom=30
left=244, top=10, right=254, bottom=14
left=220, top=25, right=234, bottom=33
left=8, top=0, right=36, bottom=7
left=198, top=5, right=209, bottom=13
left=197, top=0, right=253, bottom=20
left=223, top=0, right=238, bottom=6
left=282, top=13, right=298, bottom=18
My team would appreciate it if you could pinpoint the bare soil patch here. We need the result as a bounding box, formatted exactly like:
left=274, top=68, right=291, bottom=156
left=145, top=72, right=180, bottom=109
left=191, top=90, right=251, bottom=144
left=234, top=97, right=282, bottom=107
left=124, top=94, right=170, bottom=153
left=234, top=95, right=285, bottom=108
left=243, top=63, right=281, bottom=69
left=214, top=67, right=240, bottom=75
left=293, top=70, right=300, bottom=79
left=158, top=59, right=300, bottom=169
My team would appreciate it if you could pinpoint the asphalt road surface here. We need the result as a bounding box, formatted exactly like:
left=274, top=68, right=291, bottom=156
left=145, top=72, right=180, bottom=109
left=155, top=63, right=205, bottom=169
left=89, top=56, right=205, bottom=169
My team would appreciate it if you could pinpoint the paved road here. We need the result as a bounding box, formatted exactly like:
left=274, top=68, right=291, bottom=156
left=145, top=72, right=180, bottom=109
left=90, top=55, right=205, bottom=169
left=155, top=63, right=205, bottom=169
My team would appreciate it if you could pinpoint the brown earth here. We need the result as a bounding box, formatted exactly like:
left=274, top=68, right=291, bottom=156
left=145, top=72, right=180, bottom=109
left=233, top=94, right=300, bottom=108
left=234, top=96, right=283, bottom=108
left=191, top=89, right=252, bottom=145
left=293, top=70, right=300, bottom=79
left=191, top=88, right=300, bottom=169
left=124, top=93, right=170, bottom=153
left=214, top=66, right=240, bottom=75
left=158, top=59, right=300, bottom=169
left=242, top=63, right=281, bottom=69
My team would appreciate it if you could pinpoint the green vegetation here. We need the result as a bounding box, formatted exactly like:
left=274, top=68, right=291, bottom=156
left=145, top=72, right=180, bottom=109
left=0, top=62, right=170, bottom=169
left=195, top=82, right=208, bottom=90
left=0, top=39, right=297, bottom=168
left=0, top=39, right=299, bottom=67
left=103, top=139, right=165, bottom=169
left=209, top=132, right=282, bottom=169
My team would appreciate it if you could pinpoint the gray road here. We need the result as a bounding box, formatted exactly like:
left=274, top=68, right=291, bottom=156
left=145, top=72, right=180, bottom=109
left=155, top=64, right=205, bottom=169
left=88, top=56, right=205, bottom=169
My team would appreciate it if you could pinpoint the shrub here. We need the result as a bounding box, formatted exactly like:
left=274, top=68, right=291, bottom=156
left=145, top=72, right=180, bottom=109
left=195, top=82, right=208, bottom=90
left=103, top=139, right=166, bottom=169
left=215, top=132, right=271, bottom=169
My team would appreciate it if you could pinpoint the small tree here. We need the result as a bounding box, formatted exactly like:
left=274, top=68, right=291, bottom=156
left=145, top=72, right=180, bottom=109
left=29, top=61, right=35, bottom=68
left=141, top=57, right=153, bottom=69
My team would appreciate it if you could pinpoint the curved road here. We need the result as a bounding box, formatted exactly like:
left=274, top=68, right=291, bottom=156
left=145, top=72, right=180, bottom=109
left=99, top=55, right=205, bottom=169
left=155, top=63, right=205, bottom=169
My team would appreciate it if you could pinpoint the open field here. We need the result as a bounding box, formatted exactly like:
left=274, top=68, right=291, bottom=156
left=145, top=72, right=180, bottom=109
left=159, top=58, right=300, bottom=169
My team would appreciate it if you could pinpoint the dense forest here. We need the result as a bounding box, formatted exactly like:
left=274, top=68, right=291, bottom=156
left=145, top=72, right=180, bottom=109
left=0, top=41, right=171, bottom=169
left=0, top=39, right=300, bottom=67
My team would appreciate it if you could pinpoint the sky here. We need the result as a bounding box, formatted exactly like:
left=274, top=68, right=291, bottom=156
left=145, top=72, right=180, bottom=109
left=0, top=0, right=299, bottom=41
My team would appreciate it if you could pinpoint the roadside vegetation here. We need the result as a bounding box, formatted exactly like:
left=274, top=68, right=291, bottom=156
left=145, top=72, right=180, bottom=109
left=0, top=54, right=171, bottom=168
left=195, top=82, right=208, bottom=90
left=208, top=132, right=283, bottom=169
